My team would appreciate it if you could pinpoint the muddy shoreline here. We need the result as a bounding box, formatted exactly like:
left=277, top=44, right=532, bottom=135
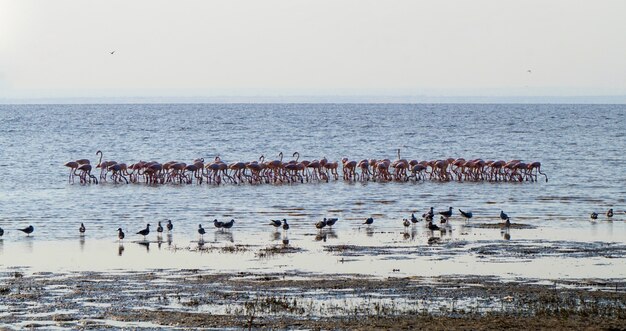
left=2, top=269, right=625, bottom=330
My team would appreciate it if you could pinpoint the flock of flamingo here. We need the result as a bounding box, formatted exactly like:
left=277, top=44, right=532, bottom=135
left=64, top=150, right=548, bottom=185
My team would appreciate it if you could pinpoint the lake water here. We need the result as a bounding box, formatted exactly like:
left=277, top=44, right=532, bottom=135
left=0, top=103, right=625, bottom=278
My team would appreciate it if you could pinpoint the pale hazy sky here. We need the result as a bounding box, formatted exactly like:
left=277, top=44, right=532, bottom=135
left=1, top=0, right=626, bottom=101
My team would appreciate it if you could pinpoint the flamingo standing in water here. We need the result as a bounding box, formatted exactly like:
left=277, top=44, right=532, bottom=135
left=527, top=161, right=548, bottom=182
left=75, top=163, right=98, bottom=184
left=64, top=161, right=79, bottom=183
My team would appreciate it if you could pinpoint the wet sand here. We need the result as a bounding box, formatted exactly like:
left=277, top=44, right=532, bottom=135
left=1, top=269, right=625, bottom=330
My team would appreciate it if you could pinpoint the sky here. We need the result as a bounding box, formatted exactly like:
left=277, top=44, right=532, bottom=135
left=1, top=0, right=626, bottom=102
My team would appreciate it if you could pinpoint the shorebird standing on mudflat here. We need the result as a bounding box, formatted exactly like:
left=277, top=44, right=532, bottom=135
left=403, top=218, right=411, bottom=229
left=18, top=225, right=34, bottom=236
left=326, top=218, right=338, bottom=228
left=222, top=219, right=235, bottom=229
left=500, top=210, right=509, bottom=221
left=269, top=219, right=282, bottom=229
left=157, top=221, right=164, bottom=235
left=198, top=224, right=206, bottom=241
left=315, top=218, right=327, bottom=230
left=459, top=209, right=473, bottom=222
left=439, top=207, right=453, bottom=219
left=136, top=224, right=150, bottom=240
left=606, top=208, right=614, bottom=218
left=423, top=207, right=434, bottom=220
left=213, top=219, right=224, bottom=229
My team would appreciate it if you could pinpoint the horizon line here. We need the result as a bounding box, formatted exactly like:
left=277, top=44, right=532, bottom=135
left=2, top=94, right=626, bottom=105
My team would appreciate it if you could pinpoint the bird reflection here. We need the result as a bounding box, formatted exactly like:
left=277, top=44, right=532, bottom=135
left=315, top=232, right=327, bottom=242
left=118, top=244, right=125, bottom=256
left=501, top=228, right=511, bottom=240
left=365, top=227, right=374, bottom=237
left=22, top=237, right=34, bottom=253
left=197, top=240, right=205, bottom=249
left=271, top=231, right=282, bottom=241
left=138, top=241, right=150, bottom=252
left=167, top=233, right=173, bottom=247
left=79, top=236, right=85, bottom=252
left=215, top=230, right=234, bottom=243
left=314, top=229, right=338, bottom=242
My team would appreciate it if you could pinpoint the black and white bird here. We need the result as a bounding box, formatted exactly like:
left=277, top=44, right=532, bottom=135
left=458, top=209, right=473, bottom=221
left=590, top=212, right=598, bottom=220
left=0, top=227, right=4, bottom=237
left=606, top=209, right=614, bottom=218
left=269, top=219, right=282, bottom=228
left=213, top=219, right=224, bottom=229
left=423, top=207, right=434, bottom=220
left=157, top=221, right=164, bottom=235
left=440, top=215, right=448, bottom=225
left=222, top=219, right=235, bottom=229
left=439, top=207, right=453, bottom=218
left=315, top=218, right=327, bottom=230
left=410, top=213, right=419, bottom=224
left=166, top=220, right=173, bottom=232
left=117, top=228, right=125, bottom=241
left=198, top=224, right=206, bottom=240
left=136, top=224, right=150, bottom=240
left=403, top=218, right=411, bottom=229
left=282, top=219, right=289, bottom=231
left=500, top=210, right=509, bottom=221
left=79, top=223, right=86, bottom=234
left=363, top=217, right=374, bottom=226
left=326, top=218, right=338, bottom=227
left=18, top=225, right=34, bottom=236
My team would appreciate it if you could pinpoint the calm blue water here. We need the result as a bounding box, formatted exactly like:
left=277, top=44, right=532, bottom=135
left=0, top=104, right=624, bottom=241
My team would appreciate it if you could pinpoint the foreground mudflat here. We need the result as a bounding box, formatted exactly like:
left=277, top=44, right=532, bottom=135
left=1, top=269, right=625, bottom=330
